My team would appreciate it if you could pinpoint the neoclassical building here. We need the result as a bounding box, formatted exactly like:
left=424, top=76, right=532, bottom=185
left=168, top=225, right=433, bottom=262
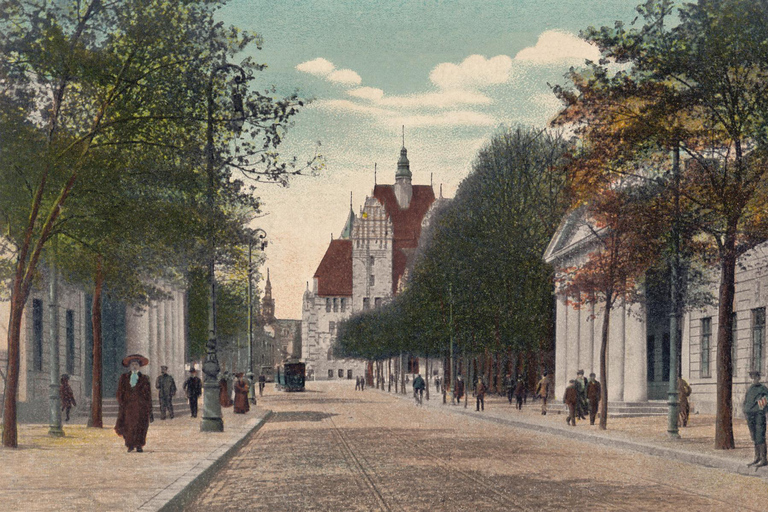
left=544, top=207, right=768, bottom=415
left=302, top=142, right=439, bottom=380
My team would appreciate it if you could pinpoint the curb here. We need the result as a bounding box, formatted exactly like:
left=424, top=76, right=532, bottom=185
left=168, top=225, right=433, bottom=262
left=377, top=387, right=768, bottom=480
left=138, top=410, right=273, bottom=512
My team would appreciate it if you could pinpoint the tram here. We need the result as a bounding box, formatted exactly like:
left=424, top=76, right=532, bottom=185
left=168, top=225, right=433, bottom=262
left=275, top=361, right=306, bottom=392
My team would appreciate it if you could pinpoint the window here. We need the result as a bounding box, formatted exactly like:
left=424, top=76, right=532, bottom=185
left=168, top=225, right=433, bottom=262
left=701, top=317, right=712, bottom=378
left=752, top=308, right=765, bottom=374
left=328, top=369, right=334, bottom=378
left=333, top=298, right=338, bottom=312
left=329, top=321, right=336, bottom=335
left=370, top=274, right=375, bottom=287
left=363, top=298, right=370, bottom=310
left=338, top=369, right=344, bottom=378
left=327, top=346, right=333, bottom=361
left=66, top=310, right=75, bottom=375
left=369, top=256, right=375, bottom=267
left=662, top=332, right=670, bottom=382
left=732, top=312, right=738, bottom=377
left=33, top=299, right=43, bottom=371
left=347, top=369, right=353, bottom=379
left=341, top=298, right=347, bottom=312
left=374, top=297, right=382, bottom=309
left=326, top=298, right=331, bottom=313
left=647, top=335, right=655, bottom=382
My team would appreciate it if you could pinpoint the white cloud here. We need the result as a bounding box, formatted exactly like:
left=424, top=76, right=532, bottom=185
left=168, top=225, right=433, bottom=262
left=311, top=99, right=390, bottom=117
left=388, top=110, right=497, bottom=128
left=328, top=69, right=362, bottom=85
left=347, top=87, right=385, bottom=101
left=296, top=57, right=335, bottom=76
left=379, top=89, right=491, bottom=108
left=514, top=30, right=600, bottom=65
left=430, top=54, right=514, bottom=90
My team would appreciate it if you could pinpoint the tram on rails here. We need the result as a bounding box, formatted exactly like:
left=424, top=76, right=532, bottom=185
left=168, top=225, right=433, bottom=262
left=275, top=361, right=306, bottom=392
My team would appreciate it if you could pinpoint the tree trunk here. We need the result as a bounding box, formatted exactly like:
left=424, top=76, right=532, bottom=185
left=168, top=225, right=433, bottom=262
left=425, top=355, right=430, bottom=401
left=599, top=292, right=613, bottom=430
left=89, top=258, right=104, bottom=429
left=388, top=358, right=392, bottom=392
left=2, top=289, right=26, bottom=447
left=715, top=227, right=737, bottom=450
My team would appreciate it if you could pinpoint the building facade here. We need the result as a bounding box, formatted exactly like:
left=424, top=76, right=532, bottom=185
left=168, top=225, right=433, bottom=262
left=302, top=143, right=439, bottom=380
left=545, top=207, right=768, bottom=415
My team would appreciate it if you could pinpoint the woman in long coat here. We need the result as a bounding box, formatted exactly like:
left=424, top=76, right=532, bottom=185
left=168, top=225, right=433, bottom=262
left=233, top=373, right=250, bottom=414
left=219, top=372, right=233, bottom=407
left=115, top=354, right=153, bottom=453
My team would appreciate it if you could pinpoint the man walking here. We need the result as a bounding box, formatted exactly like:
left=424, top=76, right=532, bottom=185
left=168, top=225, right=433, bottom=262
left=575, top=370, right=589, bottom=420
left=454, top=376, right=465, bottom=405
left=678, top=377, right=692, bottom=427
left=514, top=376, right=526, bottom=410
left=258, top=373, right=266, bottom=396
left=586, top=372, right=601, bottom=425
left=183, top=367, right=202, bottom=418
left=535, top=371, right=552, bottom=415
left=155, top=365, right=176, bottom=420
left=413, top=373, right=425, bottom=405
left=744, top=370, right=768, bottom=467
left=476, top=378, right=486, bottom=412
left=565, top=379, right=578, bottom=426
left=504, top=373, right=515, bottom=405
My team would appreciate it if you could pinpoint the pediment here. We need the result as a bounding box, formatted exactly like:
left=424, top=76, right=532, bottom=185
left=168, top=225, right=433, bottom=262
left=543, top=206, right=601, bottom=264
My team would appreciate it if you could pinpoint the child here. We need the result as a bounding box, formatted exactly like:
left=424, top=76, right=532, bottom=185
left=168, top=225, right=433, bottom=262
left=60, top=374, right=77, bottom=422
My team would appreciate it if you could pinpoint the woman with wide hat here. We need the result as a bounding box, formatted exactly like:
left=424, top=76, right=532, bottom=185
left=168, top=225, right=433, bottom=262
left=115, top=354, right=153, bottom=453
left=233, top=372, right=250, bottom=414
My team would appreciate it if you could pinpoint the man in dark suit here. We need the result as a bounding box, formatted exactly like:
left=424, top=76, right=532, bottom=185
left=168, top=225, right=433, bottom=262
left=183, top=367, right=202, bottom=418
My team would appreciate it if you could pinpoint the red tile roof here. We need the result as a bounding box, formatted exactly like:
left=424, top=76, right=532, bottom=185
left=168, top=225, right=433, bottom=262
left=313, top=239, right=352, bottom=297
left=373, top=185, right=435, bottom=293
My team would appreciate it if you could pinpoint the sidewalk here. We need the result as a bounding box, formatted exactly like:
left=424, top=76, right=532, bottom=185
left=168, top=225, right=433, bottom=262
left=0, top=404, right=270, bottom=511
left=383, top=386, right=768, bottom=480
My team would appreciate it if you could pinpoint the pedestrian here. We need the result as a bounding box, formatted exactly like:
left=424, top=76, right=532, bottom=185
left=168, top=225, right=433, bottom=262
left=219, top=372, right=233, bottom=407
left=246, top=370, right=256, bottom=404
left=115, top=354, right=153, bottom=453
left=233, top=372, right=250, bottom=414
left=587, top=372, right=601, bottom=425
left=258, top=373, right=266, bottom=396
left=535, top=371, right=552, bottom=415
left=678, top=377, right=692, bottom=427
left=565, top=379, right=578, bottom=426
left=476, top=378, right=486, bottom=412
left=361, top=376, right=365, bottom=391
left=454, top=376, right=465, bottom=405
left=183, top=367, right=202, bottom=418
left=743, top=370, right=768, bottom=467
left=514, top=376, right=526, bottom=410
left=575, top=370, right=588, bottom=420
left=434, top=375, right=441, bottom=394
left=59, top=374, right=76, bottom=422
left=413, top=373, right=426, bottom=405
left=504, top=373, right=515, bottom=405
left=155, top=365, right=176, bottom=420
left=355, top=376, right=361, bottom=391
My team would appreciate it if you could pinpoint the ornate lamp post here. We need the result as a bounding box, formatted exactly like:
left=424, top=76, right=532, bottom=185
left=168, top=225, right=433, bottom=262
left=200, top=63, right=247, bottom=433
left=247, top=228, right=267, bottom=375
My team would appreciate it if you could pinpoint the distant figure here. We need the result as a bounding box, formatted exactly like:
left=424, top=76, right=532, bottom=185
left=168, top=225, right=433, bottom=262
left=454, top=376, right=465, bottom=405
left=678, top=377, right=692, bottom=427
left=361, top=376, right=365, bottom=391
left=115, top=354, right=153, bottom=453
left=476, top=378, right=486, bottom=412
left=514, top=376, right=526, bottom=410
left=355, top=376, right=361, bottom=391
left=535, top=371, right=552, bottom=415
left=258, top=374, right=266, bottom=396
left=155, top=365, right=176, bottom=420
left=434, top=376, right=441, bottom=394
left=575, top=370, right=588, bottom=420
left=183, top=367, right=202, bottom=418
left=743, top=370, right=768, bottom=468
left=246, top=370, right=256, bottom=404
left=587, top=373, right=601, bottom=425
left=219, top=373, right=233, bottom=408
left=413, top=373, right=426, bottom=405
left=504, top=373, right=515, bottom=405
left=565, top=379, right=578, bottom=426
left=59, top=374, right=76, bottom=422
left=233, top=373, right=250, bottom=414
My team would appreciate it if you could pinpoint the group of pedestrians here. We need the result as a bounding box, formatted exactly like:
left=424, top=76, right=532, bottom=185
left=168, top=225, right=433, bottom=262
left=354, top=376, right=366, bottom=391
left=563, top=370, right=601, bottom=426
left=504, top=373, right=527, bottom=410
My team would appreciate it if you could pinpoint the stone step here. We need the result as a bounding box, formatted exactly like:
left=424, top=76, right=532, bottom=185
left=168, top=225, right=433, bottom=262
left=74, top=397, right=193, bottom=418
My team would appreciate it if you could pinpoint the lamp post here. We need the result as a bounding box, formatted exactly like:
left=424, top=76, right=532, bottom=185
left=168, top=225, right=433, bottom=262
left=247, top=228, right=267, bottom=375
left=200, top=63, right=247, bottom=433
left=667, top=144, right=682, bottom=439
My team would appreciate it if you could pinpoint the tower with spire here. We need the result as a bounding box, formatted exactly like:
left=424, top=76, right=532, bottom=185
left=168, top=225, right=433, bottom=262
left=261, top=269, right=276, bottom=324
left=394, top=126, right=413, bottom=209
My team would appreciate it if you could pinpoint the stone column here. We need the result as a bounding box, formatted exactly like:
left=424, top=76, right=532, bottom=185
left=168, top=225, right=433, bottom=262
left=579, top=302, right=594, bottom=375
left=163, top=300, right=172, bottom=374
left=555, top=293, right=568, bottom=399
left=566, top=294, right=581, bottom=388
left=623, top=303, right=647, bottom=402
left=593, top=306, right=604, bottom=379
left=148, top=304, right=157, bottom=383
left=608, top=302, right=626, bottom=402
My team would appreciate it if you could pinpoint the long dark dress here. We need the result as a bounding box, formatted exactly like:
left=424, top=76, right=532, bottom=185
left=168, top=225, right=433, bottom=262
left=219, top=378, right=233, bottom=407
left=233, top=379, right=250, bottom=414
left=115, top=372, right=152, bottom=449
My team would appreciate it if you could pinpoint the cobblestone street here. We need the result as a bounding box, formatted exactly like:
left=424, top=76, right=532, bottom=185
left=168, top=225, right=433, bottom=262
left=185, top=382, right=767, bottom=511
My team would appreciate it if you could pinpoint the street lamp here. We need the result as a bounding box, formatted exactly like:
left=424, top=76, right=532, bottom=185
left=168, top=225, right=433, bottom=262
left=200, top=63, right=248, bottom=433
left=247, top=228, right=267, bottom=376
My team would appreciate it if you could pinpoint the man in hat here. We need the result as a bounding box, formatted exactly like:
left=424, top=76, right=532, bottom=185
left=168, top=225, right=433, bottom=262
left=535, top=371, right=552, bottom=415
left=575, top=370, right=589, bottom=420
left=743, top=370, right=768, bottom=467
left=564, top=379, right=578, bottom=426
left=115, top=354, right=152, bottom=453
left=587, top=372, right=601, bottom=425
left=155, top=365, right=177, bottom=420
left=233, top=372, right=250, bottom=414
left=183, top=367, right=202, bottom=418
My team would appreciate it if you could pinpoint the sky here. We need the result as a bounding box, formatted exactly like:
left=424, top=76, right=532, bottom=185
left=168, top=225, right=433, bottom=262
left=218, top=0, right=641, bottom=319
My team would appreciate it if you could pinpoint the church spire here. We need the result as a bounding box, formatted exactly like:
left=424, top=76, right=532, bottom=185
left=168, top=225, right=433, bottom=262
left=396, top=126, right=411, bottom=179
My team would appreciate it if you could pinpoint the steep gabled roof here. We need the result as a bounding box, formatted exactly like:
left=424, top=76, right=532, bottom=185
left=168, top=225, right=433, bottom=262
left=543, top=205, right=603, bottom=264
left=313, top=239, right=352, bottom=297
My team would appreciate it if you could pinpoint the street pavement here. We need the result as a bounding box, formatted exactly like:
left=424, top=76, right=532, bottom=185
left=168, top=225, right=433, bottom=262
left=183, top=382, right=768, bottom=512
